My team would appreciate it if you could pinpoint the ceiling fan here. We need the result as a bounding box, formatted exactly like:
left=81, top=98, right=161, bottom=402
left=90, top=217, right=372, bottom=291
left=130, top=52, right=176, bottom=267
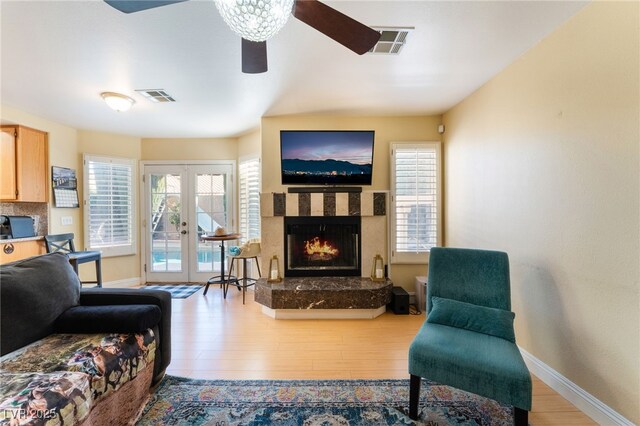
left=104, top=0, right=381, bottom=74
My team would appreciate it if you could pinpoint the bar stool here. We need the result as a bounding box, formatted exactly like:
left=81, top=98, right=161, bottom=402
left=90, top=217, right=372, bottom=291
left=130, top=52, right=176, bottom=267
left=227, top=241, right=261, bottom=304
left=44, top=233, right=102, bottom=287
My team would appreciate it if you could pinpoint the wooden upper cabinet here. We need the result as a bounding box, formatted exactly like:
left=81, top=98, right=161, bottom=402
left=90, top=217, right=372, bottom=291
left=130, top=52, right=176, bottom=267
left=0, top=125, right=49, bottom=202
left=0, top=127, right=17, bottom=200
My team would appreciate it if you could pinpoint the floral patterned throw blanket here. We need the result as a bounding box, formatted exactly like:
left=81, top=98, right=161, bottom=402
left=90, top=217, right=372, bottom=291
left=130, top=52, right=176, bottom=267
left=0, top=330, right=155, bottom=426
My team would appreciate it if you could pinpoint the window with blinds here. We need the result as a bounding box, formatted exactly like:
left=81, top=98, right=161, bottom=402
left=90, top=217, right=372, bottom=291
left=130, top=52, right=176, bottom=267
left=390, top=143, right=441, bottom=263
left=83, top=155, right=136, bottom=257
left=239, top=157, right=261, bottom=241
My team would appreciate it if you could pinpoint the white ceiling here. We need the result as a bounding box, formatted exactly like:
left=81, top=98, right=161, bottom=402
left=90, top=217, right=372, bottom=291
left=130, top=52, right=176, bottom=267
left=0, top=0, right=587, bottom=138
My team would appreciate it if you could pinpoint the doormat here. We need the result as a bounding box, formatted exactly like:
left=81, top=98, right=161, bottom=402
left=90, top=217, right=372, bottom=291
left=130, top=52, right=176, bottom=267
left=142, top=284, right=202, bottom=299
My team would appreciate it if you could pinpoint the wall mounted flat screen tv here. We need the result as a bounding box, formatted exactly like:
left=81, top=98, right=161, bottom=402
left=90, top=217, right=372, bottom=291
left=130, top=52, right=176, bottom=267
left=281, top=130, right=375, bottom=185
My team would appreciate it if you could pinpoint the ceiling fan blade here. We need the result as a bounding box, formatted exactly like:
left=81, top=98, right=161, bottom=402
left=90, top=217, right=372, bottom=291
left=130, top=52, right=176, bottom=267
left=104, top=0, right=188, bottom=14
left=293, top=0, right=380, bottom=55
left=242, top=39, right=268, bottom=74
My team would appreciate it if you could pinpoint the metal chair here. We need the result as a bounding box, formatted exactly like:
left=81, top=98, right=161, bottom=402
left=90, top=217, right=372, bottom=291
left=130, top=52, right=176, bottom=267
left=227, top=241, right=261, bottom=304
left=44, top=233, right=102, bottom=287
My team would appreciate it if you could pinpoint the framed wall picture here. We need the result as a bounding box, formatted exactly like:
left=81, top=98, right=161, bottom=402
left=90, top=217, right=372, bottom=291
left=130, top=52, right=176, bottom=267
left=52, top=166, right=79, bottom=208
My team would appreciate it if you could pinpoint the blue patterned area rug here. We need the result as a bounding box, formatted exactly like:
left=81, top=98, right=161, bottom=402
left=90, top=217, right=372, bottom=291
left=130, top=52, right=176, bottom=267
left=143, top=284, right=202, bottom=299
left=138, top=376, right=513, bottom=425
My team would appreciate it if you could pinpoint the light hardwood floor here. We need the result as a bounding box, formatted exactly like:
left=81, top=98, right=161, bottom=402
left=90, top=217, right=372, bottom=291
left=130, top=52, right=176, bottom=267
left=165, top=285, right=596, bottom=425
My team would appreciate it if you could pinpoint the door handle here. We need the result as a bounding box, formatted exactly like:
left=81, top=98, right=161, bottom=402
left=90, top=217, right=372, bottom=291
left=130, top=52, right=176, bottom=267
left=182, top=222, right=187, bottom=226
left=181, top=230, right=188, bottom=235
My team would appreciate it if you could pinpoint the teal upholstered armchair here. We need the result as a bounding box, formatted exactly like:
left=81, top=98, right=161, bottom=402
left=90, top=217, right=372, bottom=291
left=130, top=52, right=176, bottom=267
left=408, top=247, right=532, bottom=425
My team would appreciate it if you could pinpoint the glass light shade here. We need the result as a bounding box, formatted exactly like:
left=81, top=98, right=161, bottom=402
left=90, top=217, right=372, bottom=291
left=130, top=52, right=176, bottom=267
left=101, top=92, right=135, bottom=112
left=213, top=0, right=295, bottom=42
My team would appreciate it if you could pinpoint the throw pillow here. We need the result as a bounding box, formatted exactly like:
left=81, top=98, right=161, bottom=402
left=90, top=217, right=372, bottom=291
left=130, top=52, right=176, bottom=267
left=427, top=296, right=516, bottom=343
left=0, top=252, right=81, bottom=355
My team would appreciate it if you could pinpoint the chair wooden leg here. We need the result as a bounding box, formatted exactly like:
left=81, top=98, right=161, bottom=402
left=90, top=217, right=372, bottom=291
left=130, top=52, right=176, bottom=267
left=226, top=258, right=235, bottom=289
left=95, top=258, right=103, bottom=288
left=70, top=259, right=79, bottom=275
left=254, top=256, right=261, bottom=277
left=241, top=258, right=248, bottom=301
left=235, top=258, right=243, bottom=292
left=514, top=407, right=528, bottom=426
left=409, top=374, right=421, bottom=420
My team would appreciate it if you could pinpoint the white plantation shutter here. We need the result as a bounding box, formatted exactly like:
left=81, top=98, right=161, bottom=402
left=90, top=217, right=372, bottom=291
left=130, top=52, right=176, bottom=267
left=239, top=157, right=261, bottom=241
left=84, top=155, right=136, bottom=256
left=391, top=143, right=441, bottom=263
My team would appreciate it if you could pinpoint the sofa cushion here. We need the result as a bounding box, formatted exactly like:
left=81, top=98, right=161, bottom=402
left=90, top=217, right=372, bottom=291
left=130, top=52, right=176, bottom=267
left=0, top=330, right=156, bottom=402
left=55, top=305, right=161, bottom=334
left=79, top=288, right=172, bottom=384
left=427, top=296, right=516, bottom=343
left=409, top=321, right=532, bottom=410
left=0, top=253, right=81, bottom=356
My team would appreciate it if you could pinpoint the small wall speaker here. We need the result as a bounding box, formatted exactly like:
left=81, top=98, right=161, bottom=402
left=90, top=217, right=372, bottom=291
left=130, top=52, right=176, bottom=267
left=438, top=124, right=445, bottom=134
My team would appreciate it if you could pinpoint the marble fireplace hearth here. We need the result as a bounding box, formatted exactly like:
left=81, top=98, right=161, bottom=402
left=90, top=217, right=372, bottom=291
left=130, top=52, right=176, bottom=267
left=255, top=276, right=393, bottom=319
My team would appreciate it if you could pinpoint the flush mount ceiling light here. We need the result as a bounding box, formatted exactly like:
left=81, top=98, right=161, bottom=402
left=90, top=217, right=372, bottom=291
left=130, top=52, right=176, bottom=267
left=100, top=92, right=135, bottom=112
left=213, top=0, right=295, bottom=42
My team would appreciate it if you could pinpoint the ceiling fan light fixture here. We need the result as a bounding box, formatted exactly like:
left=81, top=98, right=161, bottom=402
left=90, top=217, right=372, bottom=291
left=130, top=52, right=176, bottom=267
left=100, top=92, right=135, bottom=112
left=213, top=0, right=295, bottom=42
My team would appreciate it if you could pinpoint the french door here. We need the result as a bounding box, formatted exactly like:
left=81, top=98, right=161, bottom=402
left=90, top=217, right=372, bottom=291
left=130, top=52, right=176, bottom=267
left=143, top=163, right=235, bottom=283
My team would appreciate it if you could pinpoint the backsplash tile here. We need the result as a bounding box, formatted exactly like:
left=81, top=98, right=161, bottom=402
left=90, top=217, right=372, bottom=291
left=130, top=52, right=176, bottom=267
left=0, top=202, right=48, bottom=236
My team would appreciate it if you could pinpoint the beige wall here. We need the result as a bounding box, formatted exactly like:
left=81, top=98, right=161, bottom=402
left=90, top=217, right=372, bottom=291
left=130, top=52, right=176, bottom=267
left=0, top=105, right=81, bottom=240
left=78, top=129, right=142, bottom=283
left=238, top=129, right=261, bottom=160
left=0, top=107, right=146, bottom=283
left=141, top=137, right=238, bottom=160
left=443, top=2, right=639, bottom=423
left=260, top=115, right=442, bottom=290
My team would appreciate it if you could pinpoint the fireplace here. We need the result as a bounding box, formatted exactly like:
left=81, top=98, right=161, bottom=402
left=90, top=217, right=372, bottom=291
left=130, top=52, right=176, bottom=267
left=284, top=216, right=361, bottom=277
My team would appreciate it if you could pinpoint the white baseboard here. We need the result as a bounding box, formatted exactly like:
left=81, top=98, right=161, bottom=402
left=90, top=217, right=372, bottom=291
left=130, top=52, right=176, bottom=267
left=99, top=277, right=141, bottom=288
left=519, top=347, right=635, bottom=426
left=261, top=306, right=386, bottom=319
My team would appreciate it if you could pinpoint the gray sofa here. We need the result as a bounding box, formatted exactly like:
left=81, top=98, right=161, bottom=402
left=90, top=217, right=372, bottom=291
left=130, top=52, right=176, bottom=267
left=0, top=253, right=171, bottom=425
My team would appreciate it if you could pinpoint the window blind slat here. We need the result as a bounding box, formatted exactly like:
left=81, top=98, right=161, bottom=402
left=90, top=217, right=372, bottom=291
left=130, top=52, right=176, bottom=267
left=239, top=159, right=261, bottom=241
left=85, top=156, right=135, bottom=254
left=393, top=145, right=438, bottom=255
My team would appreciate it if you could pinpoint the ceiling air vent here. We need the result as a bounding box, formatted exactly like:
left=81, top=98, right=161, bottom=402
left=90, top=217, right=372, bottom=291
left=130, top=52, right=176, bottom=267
left=368, top=27, right=413, bottom=55
left=135, top=89, right=176, bottom=103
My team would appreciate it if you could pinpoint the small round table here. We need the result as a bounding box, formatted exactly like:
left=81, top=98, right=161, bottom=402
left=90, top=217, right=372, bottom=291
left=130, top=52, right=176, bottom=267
left=201, top=233, right=241, bottom=296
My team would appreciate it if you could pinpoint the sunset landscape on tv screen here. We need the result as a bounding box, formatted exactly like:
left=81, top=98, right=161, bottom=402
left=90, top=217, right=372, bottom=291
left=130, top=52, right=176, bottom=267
left=280, top=131, right=374, bottom=185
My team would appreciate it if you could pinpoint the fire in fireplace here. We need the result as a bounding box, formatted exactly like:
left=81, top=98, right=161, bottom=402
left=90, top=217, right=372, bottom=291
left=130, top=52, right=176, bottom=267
left=284, top=216, right=361, bottom=277
left=304, top=237, right=339, bottom=261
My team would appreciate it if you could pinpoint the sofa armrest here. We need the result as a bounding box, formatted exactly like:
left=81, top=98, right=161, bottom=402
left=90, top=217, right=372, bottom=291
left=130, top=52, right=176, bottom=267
left=55, top=304, right=161, bottom=334
left=79, top=288, right=171, bottom=383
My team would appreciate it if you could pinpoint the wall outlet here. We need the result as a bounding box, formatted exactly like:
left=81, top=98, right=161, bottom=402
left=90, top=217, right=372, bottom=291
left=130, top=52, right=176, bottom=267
left=61, top=216, right=73, bottom=226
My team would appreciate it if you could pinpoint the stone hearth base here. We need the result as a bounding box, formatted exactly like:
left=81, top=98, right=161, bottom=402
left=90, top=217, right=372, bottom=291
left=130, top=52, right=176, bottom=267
left=255, top=277, right=392, bottom=320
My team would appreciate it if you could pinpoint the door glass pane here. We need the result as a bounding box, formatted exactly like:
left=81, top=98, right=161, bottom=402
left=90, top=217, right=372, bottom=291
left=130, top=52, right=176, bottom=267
left=150, top=174, right=182, bottom=272
left=195, top=173, right=226, bottom=273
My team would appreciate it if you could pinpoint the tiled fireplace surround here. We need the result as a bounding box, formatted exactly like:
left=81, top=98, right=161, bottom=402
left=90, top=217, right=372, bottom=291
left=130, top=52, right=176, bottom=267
left=256, top=191, right=392, bottom=319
